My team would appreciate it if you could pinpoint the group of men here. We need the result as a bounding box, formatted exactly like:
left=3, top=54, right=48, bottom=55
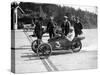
left=61, top=16, right=83, bottom=37
left=34, top=15, right=83, bottom=41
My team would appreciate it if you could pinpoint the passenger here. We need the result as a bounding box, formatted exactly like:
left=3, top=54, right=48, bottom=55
left=65, top=16, right=76, bottom=41
left=65, top=25, right=75, bottom=41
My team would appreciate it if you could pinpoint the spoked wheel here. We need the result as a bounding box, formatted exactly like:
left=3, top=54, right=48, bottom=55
left=31, top=40, right=42, bottom=53
left=37, top=43, right=52, bottom=59
left=71, top=40, right=82, bottom=52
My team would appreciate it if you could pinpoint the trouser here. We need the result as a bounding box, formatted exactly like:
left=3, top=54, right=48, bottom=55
left=62, top=28, right=64, bottom=33
left=62, top=28, right=65, bottom=34
left=75, top=30, right=82, bottom=37
left=62, top=28, right=69, bottom=36
left=49, top=31, right=55, bottom=39
left=35, top=32, right=42, bottom=39
left=65, top=30, right=69, bottom=36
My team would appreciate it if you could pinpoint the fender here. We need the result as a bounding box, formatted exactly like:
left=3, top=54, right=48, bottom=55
left=72, top=36, right=85, bottom=42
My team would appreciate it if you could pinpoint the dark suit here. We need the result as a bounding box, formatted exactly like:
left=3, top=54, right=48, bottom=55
left=61, top=21, right=70, bottom=36
left=74, top=22, right=83, bottom=37
left=47, top=21, right=55, bottom=38
left=35, top=21, right=43, bottom=39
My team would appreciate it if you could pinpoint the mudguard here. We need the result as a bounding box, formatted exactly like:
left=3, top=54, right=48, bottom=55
left=73, top=36, right=85, bottom=41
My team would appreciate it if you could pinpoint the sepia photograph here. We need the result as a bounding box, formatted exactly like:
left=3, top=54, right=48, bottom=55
left=11, top=1, right=98, bottom=73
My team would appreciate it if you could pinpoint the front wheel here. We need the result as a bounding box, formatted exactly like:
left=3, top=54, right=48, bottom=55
left=71, top=40, right=82, bottom=52
left=37, top=43, right=52, bottom=59
left=31, top=40, right=42, bottom=53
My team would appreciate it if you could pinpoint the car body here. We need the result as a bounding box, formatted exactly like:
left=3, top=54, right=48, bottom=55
left=31, top=35, right=85, bottom=58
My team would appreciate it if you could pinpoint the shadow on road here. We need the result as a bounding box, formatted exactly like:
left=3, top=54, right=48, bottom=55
left=21, top=50, right=77, bottom=61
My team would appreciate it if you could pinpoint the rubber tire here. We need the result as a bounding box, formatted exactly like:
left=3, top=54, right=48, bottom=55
left=71, top=40, right=82, bottom=52
left=31, top=40, right=42, bottom=53
left=37, top=43, right=52, bottom=59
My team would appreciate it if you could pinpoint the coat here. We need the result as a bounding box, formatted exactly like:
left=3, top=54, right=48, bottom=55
left=61, top=21, right=70, bottom=32
left=47, top=21, right=55, bottom=32
left=74, top=22, right=83, bottom=35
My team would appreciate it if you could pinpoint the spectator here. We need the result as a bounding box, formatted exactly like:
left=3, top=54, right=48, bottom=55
left=61, top=16, right=71, bottom=36
left=47, top=16, right=55, bottom=39
left=34, top=17, right=43, bottom=40
left=74, top=17, right=83, bottom=37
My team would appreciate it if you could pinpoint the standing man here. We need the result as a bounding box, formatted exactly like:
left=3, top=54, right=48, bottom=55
left=61, top=16, right=71, bottom=36
left=34, top=17, right=43, bottom=40
left=70, top=16, right=76, bottom=27
left=74, top=17, right=83, bottom=37
left=47, top=16, right=55, bottom=39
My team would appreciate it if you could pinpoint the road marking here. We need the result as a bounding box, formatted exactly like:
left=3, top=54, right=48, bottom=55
left=24, top=31, right=58, bottom=71
left=41, top=59, right=53, bottom=71
left=46, top=58, right=58, bottom=71
left=24, top=32, right=33, bottom=43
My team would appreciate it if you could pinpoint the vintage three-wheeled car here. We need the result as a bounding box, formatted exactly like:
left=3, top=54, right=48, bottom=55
left=31, top=33, right=85, bottom=58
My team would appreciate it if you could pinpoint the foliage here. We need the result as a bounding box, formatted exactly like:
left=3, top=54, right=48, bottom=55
left=19, top=2, right=97, bottom=29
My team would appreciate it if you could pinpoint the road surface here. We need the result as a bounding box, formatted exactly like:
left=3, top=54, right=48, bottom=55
left=11, top=29, right=98, bottom=73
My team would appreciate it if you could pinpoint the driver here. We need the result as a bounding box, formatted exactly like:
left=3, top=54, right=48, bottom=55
left=65, top=25, right=75, bottom=41
left=65, top=16, right=75, bottom=41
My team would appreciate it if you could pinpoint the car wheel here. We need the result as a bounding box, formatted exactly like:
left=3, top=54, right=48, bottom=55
left=37, top=43, right=52, bottom=59
left=31, top=40, right=42, bottom=53
left=71, top=40, right=82, bottom=52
